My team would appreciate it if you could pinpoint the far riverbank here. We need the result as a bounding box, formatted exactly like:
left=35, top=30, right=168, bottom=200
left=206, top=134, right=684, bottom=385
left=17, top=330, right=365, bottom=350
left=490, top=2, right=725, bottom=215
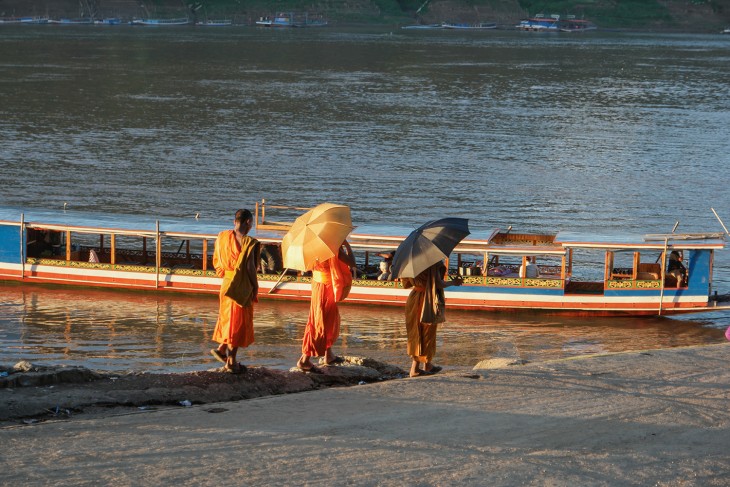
left=2, top=0, right=729, bottom=33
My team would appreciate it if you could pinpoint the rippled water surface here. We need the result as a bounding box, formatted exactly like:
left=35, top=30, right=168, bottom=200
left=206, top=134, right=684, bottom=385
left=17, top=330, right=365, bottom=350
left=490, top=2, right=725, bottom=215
left=1, top=26, right=729, bottom=371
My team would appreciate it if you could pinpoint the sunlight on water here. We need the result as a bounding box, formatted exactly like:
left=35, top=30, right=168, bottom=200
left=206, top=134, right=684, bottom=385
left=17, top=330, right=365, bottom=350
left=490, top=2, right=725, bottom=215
left=0, top=283, right=727, bottom=373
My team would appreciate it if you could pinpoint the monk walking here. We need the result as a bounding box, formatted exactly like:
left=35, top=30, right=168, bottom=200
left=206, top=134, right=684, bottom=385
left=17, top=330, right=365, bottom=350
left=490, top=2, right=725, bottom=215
left=402, top=262, right=462, bottom=377
left=211, top=209, right=260, bottom=374
left=296, top=241, right=356, bottom=372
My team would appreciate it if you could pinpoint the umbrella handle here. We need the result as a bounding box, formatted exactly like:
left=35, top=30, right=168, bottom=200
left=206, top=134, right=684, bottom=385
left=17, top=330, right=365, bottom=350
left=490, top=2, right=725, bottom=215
left=268, top=268, right=289, bottom=294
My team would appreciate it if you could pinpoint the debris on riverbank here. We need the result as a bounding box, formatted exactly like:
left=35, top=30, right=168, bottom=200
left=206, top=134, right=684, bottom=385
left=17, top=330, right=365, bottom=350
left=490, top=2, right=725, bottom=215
left=0, top=357, right=405, bottom=425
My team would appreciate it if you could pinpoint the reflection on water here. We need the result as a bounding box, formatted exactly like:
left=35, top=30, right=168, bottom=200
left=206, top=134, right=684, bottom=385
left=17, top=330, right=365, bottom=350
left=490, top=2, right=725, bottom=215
left=0, top=282, right=726, bottom=373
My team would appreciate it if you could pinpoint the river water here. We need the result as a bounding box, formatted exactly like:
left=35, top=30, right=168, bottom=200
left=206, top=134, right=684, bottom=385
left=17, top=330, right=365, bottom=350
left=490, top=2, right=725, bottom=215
left=1, top=26, right=729, bottom=372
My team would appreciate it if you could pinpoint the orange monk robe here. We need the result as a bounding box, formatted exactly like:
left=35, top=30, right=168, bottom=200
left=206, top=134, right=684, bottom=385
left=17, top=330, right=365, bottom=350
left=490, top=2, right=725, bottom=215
left=301, top=256, right=352, bottom=357
left=403, top=263, right=445, bottom=363
left=212, top=230, right=259, bottom=349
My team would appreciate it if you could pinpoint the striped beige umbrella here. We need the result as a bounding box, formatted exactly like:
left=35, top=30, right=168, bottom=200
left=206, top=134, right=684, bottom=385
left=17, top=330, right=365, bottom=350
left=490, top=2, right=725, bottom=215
left=281, top=203, right=353, bottom=271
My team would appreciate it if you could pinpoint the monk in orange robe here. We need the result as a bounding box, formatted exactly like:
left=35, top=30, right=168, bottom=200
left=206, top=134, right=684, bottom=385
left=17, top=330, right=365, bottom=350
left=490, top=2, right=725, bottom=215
left=297, top=241, right=355, bottom=372
left=211, top=209, right=260, bottom=374
left=403, top=262, right=462, bottom=377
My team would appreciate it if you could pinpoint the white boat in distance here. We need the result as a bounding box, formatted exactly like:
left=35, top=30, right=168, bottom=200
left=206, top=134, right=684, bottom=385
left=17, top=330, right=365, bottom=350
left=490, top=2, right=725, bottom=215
left=442, top=22, right=497, bottom=30
left=196, top=19, right=233, bottom=26
left=255, top=13, right=327, bottom=27
left=401, top=23, right=443, bottom=29
left=130, top=18, right=190, bottom=26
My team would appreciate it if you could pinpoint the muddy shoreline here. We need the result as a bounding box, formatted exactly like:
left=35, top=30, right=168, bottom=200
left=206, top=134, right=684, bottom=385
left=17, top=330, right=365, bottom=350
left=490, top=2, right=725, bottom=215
left=0, top=357, right=405, bottom=426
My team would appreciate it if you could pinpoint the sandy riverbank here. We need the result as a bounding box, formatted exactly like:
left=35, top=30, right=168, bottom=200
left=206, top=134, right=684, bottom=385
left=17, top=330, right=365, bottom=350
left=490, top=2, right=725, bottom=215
left=2, top=344, right=729, bottom=486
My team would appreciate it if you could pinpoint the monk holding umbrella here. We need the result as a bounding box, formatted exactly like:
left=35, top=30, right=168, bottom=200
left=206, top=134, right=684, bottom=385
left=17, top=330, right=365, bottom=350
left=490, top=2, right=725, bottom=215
left=390, top=218, right=469, bottom=377
left=281, top=203, right=356, bottom=372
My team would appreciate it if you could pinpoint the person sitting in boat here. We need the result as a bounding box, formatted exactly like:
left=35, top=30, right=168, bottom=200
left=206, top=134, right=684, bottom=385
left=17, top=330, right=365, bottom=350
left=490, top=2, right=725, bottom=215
left=377, top=251, right=395, bottom=281
left=667, top=251, right=687, bottom=288
left=519, top=256, right=539, bottom=278
left=485, top=264, right=509, bottom=276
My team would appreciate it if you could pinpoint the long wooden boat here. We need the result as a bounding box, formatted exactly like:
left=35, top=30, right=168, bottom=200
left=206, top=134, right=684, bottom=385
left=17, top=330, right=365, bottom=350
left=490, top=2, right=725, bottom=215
left=50, top=18, right=94, bottom=25
left=130, top=18, right=190, bottom=26
left=516, top=14, right=561, bottom=32
left=442, top=22, right=497, bottom=30
left=255, top=13, right=327, bottom=27
left=1, top=201, right=729, bottom=317
left=196, top=19, right=233, bottom=26
left=559, top=16, right=597, bottom=32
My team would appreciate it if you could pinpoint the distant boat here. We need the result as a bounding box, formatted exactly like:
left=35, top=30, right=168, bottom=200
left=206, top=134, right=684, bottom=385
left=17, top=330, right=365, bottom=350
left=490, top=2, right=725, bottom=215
left=0, top=17, right=24, bottom=24
left=723, top=27, right=730, bottom=34
left=516, top=14, right=560, bottom=32
left=559, top=16, right=597, bottom=32
left=130, top=18, right=190, bottom=26
left=442, top=22, right=497, bottom=30
left=401, top=23, right=443, bottom=29
left=95, top=18, right=122, bottom=25
left=256, top=13, right=327, bottom=27
left=196, top=19, right=233, bottom=26
left=51, top=18, right=94, bottom=25
left=17, top=16, right=50, bottom=24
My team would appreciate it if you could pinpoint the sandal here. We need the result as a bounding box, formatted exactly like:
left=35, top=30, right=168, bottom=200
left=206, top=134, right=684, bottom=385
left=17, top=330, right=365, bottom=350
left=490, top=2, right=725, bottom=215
left=210, top=348, right=227, bottom=364
left=321, top=356, right=345, bottom=366
left=297, top=364, right=323, bottom=374
left=426, top=365, right=442, bottom=374
left=223, top=362, right=247, bottom=374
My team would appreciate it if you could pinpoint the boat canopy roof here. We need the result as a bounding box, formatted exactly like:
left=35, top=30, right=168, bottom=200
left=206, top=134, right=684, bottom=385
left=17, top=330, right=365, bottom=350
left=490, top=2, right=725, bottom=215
left=0, top=208, right=724, bottom=252
left=555, top=231, right=726, bottom=250
left=0, top=207, right=227, bottom=239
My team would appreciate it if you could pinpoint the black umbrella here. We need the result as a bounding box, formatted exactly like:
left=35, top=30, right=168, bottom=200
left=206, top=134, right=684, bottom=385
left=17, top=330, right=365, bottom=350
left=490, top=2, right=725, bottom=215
left=390, top=218, right=470, bottom=279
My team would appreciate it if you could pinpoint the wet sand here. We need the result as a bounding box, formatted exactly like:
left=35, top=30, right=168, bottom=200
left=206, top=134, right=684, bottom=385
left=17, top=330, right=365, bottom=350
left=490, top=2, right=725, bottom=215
left=2, top=344, right=729, bottom=486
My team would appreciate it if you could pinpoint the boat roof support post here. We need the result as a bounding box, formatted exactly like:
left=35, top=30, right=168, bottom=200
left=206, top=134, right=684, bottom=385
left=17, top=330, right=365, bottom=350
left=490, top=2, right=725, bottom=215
left=202, top=239, right=208, bottom=271
left=155, top=220, right=160, bottom=289
left=111, top=234, right=116, bottom=265
left=658, top=238, right=668, bottom=316
left=66, top=230, right=72, bottom=262
left=568, top=248, right=573, bottom=276
left=633, top=252, right=640, bottom=280
left=20, top=213, right=25, bottom=279
left=706, top=249, right=714, bottom=297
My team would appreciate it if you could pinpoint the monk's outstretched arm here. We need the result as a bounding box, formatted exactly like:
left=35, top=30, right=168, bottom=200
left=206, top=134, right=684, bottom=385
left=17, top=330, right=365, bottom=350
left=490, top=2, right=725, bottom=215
left=338, top=241, right=357, bottom=268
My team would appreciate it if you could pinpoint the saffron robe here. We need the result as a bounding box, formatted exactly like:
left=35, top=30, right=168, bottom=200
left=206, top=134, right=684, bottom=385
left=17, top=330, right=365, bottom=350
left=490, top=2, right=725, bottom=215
left=301, top=256, right=352, bottom=356
left=212, top=230, right=260, bottom=348
left=403, top=263, right=446, bottom=363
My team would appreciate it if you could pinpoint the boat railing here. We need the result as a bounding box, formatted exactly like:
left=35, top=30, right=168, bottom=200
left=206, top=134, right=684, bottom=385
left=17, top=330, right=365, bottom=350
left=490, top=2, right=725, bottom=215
left=255, top=199, right=307, bottom=231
